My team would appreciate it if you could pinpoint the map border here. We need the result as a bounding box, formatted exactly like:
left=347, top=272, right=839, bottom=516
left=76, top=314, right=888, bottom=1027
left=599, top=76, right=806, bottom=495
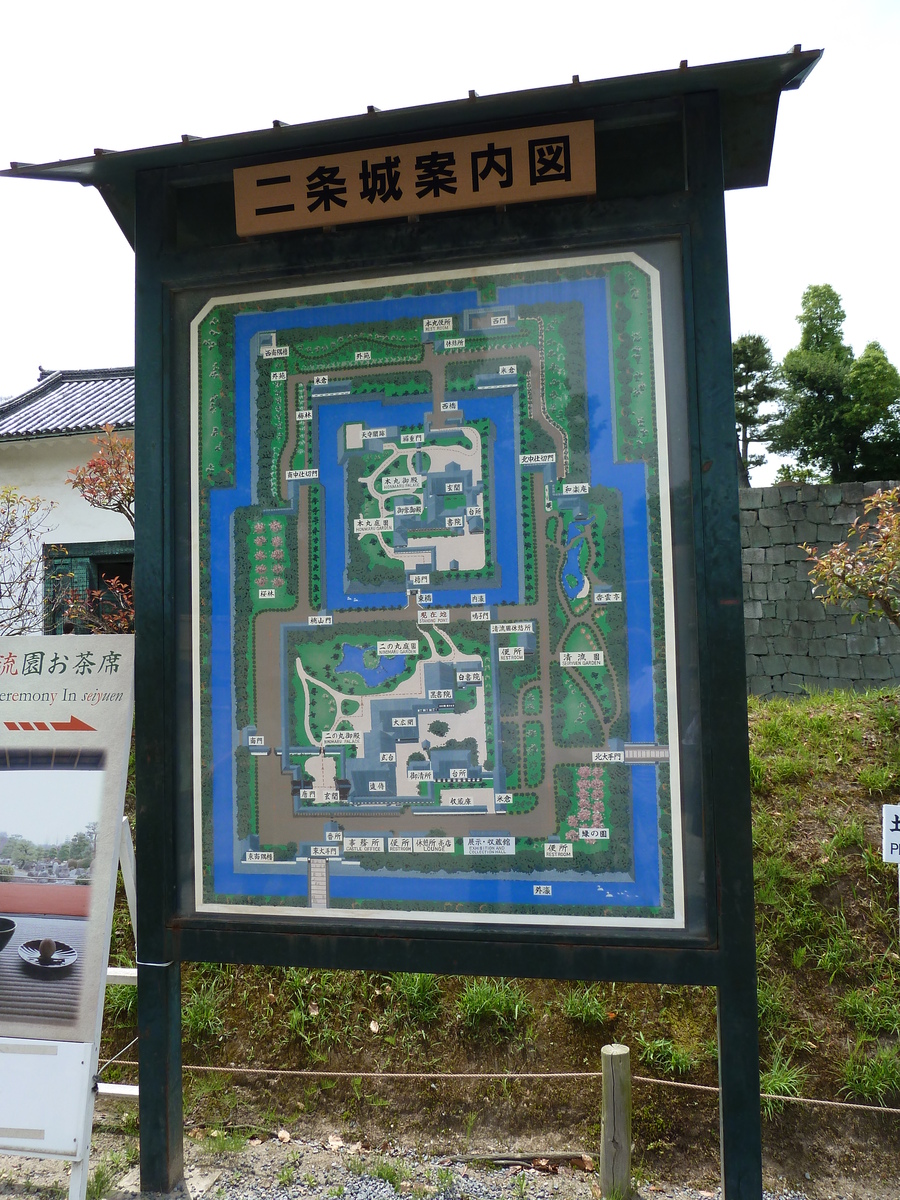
left=189, top=251, right=685, bottom=929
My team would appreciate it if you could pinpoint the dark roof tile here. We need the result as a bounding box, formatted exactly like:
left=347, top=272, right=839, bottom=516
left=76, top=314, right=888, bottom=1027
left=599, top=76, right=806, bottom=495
left=0, top=368, right=134, bottom=439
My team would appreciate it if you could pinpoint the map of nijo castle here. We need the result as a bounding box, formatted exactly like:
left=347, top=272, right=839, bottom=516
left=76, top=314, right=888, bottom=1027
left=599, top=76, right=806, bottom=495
left=192, top=254, right=683, bottom=925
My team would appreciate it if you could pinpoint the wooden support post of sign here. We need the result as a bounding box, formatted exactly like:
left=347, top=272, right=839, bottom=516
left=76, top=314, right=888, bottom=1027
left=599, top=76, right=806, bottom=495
left=599, top=1044, right=631, bottom=1199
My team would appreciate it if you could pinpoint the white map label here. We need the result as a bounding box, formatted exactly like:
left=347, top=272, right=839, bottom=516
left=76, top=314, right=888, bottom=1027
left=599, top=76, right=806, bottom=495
left=592, top=750, right=624, bottom=763
left=456, top=670, right=483, bottom=684
left=323, top=730, right=361, bottom=746
left=388, top=837, right=415, bottom=853
left=311, top=845, right=340, bottom=857
left=262, top=346, right=289, bottom=359
left=499, top=647, right=524, bottom=661
left=594, top=591, right=623, bottom=603
left=464, top=836, right=515, bottom=855
left=286, top=469, right=318, bottom=480
left=424, top=317, right=453, bottom=332
left=418, top=609, right=449, bottom=624
left=296, top=409, right=313, bottom=421
left=561, top=651, right=604, bottom=666
left=308, top=614, right=333, bottom=626
left=580, top=827, right=610, bottom=841
left=491, top=622, right=533, bottom=634
left=520, top=453, right=556, bottom=465
left=383, top=474, right=424, bottom=491
left=244, top=851, right=274, bottom=862
left=344, top=836, right=385, bottom=853
left=271, top=370, right=287, bottom=382
left=545, top=843, right=574, bottom=858
left=354, top=517, right=393, bottom=533
left=413, top=837, right=454, bottom=853
left=377, top=640, right=418, bottom=655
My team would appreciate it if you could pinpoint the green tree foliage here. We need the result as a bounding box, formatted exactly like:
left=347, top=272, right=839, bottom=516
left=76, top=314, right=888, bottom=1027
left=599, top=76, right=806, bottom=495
left=767, top=285, right=900, bottom=481
left=805, top=486, right=900, bottom=629
left=733, top=334, right=780, bottom=486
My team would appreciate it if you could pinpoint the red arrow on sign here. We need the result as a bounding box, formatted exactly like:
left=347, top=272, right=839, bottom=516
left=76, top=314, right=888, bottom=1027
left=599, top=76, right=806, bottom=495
left=2, top=715, right=97, bottom=732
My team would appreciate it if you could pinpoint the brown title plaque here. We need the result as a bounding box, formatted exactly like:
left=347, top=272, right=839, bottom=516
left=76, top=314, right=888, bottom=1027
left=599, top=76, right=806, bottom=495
left=234, top=120, right=596, bottom=236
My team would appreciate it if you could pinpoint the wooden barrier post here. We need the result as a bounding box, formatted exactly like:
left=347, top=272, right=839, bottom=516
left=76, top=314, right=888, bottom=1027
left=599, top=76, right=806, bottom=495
left=600, top=1043, right=632, bottom=1199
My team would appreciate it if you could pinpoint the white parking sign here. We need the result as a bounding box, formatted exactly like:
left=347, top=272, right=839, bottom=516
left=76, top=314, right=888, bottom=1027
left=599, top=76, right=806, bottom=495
left=883, top=804, right=900, bottom=863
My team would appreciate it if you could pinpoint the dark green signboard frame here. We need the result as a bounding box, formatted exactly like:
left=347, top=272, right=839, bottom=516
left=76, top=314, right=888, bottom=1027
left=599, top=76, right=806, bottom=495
left=3, top=48, right=821, bottom=1199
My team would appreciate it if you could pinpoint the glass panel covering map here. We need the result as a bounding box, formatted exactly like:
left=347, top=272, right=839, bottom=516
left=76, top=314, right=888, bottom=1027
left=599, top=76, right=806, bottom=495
left=191, top=253, right=684, bottom=926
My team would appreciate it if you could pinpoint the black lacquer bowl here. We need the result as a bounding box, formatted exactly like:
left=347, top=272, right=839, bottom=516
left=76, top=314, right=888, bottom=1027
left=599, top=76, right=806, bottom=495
left=0, top=917, right=15, bottom=953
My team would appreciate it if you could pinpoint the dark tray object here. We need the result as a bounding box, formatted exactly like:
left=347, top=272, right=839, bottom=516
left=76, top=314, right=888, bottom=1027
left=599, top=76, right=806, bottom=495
left=18, top=939, right=77, bottom=972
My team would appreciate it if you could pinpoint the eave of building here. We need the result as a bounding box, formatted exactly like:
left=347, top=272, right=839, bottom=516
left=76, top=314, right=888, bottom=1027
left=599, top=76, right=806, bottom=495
left=0, top=368, right=135, bottom=441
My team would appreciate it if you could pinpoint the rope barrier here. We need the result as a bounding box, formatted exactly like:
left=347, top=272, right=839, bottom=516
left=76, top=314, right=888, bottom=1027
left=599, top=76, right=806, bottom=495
left=100, top=1059, right=900, bottom=1116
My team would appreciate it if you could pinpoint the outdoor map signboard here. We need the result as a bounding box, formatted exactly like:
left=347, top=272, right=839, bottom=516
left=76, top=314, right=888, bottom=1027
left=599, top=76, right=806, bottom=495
left=0, top=635, right=133, bottom=1190
left=2, top=50, right=824, bottom=1198
left=192, top=251, right=698, bottom=933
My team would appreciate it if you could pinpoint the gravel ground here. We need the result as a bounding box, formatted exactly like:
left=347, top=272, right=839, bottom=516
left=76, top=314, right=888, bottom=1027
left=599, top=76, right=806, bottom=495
left=0, top=1133, right=820, bottom=1200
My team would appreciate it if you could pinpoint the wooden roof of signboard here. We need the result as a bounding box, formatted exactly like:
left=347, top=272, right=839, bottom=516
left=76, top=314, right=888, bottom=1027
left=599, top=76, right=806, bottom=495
left=1, top=48, right=821, bottom=246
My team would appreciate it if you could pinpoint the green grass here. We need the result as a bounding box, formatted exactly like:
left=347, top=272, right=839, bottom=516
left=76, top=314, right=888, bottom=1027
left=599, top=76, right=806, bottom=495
left=560, top=984, right=612, bottom=1026
left=456, top=977, right=533, bottom=1037
left=390, top=972, right=442, bottom=1024
left=635, top=1032, right=697, bottom=1076
left=182, top=981, right=225, bottom=1044
left=760, top=1041, right=807, bottom=1119
left=838, top=973, right=900, bottom=1036
left=348, top=1155, right=411, bottom=1192
left=840, top=1043, right=900, bottom=1104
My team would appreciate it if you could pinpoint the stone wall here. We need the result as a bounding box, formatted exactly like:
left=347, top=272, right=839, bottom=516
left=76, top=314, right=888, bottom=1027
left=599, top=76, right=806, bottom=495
left=740, top=481, right=900, bottom=695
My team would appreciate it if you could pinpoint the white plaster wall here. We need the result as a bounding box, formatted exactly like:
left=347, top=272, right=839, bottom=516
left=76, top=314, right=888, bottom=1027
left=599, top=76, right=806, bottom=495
left=0, top=432, right=133, bottom=546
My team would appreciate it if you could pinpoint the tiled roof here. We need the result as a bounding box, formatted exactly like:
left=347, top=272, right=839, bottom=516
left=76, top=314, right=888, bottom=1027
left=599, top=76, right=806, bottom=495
left=0, top=367, right=134, bottom=439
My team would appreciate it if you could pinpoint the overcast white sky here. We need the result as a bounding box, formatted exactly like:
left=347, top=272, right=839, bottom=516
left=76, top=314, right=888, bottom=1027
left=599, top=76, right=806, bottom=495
left=0, top=770, right=102, bottom=846
left=0, top=0, right=896, bottom=483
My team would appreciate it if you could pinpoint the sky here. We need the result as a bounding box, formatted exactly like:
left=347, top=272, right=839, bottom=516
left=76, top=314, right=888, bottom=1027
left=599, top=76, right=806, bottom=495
left=0, top=770, right=102, bottom=847
left=0, top=0, right=896, bottom=484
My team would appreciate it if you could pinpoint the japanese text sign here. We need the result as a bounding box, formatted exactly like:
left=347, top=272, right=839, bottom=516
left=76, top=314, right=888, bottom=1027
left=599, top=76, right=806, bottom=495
left=233, top=121, right=596, bottom=236
left=883, top=804, right=900, bottom=864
